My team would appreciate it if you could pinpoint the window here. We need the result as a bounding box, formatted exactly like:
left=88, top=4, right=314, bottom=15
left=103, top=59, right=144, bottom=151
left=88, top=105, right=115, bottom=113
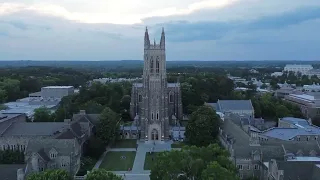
left=315, top=136, right=318, bottom=140
left=254, top=164, right=259, bottom=170
left=237, top=165, right=243, bottom=170
left=50, top=153, right=57, bottom=159
left=307, top=136, right=310, bottom=141
left=151, top=112, right=154, bottom=120
left=39, top=167, right=44, bottom=171
left=247, top=165, right=250, bottom=170
left=169, top=94, right=173, bottom=103
left=61, top=162, right=67, bottom=167
left=297, top=137, right=301, bottom=141
left=150, top=58, right=154, bottom=73
left=156, top=58, right=160, bottom=73
left=156, top=112, right=159, bottom=120
left=138, top=95, right=142, bottom=102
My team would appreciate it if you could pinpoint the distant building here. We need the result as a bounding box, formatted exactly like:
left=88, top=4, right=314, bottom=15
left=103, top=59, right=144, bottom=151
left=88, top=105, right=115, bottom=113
left=40, top=86, right=74, bottom=99
left=274, top=82, right=296, bottom=98
left=284, top=64, right=313, bottom=75
left=306, top=69, right=320, bottom=78
left=303, top=83, right=320, bottom=92
left=271, top=72, right=283, bottom=77
left=90, top=77, right=142, bottom=85
left=284, top=93, right=320, bottom=120
left=249, top=69, right=259, bottom=74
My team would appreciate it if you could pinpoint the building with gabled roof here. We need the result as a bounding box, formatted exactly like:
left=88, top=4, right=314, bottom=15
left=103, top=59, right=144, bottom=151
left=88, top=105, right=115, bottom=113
left=0, top=110, right=100, bottom=179
left=207, top=100, right=254, bottom=118
left=219, top=113, right=320, bottom=179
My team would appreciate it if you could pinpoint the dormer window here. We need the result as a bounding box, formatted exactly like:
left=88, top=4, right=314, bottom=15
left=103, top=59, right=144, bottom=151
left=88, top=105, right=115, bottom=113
left=50, top=153, right=57, bottom=159
left=49, top=148, right=58, bottom=159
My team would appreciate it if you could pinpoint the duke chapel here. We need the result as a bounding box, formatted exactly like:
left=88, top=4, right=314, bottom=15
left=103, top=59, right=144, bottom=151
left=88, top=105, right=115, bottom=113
left=130, top=27, right=183, bottom=142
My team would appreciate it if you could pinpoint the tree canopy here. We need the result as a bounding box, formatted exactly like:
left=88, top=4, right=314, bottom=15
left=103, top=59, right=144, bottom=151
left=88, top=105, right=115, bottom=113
left=150, top=144, right=238, bottom=180
left=33, top=107, right=53, bottom=122
left=96, top=107, right=121, bottom=144
left=26, top=169, right=72, bottom=180
left=185, top=105, right=220, bottom=147
left=86, top=169, right=123, bottom=180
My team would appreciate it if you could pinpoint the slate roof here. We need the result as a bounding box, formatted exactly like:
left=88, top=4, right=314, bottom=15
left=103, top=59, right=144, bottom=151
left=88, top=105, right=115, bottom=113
left=1, top=122, right=68, bottom=136
left=70, top=122, right=83, bottom=137
left=26, top=139, right=78, bottom=157
left=0, top=164, right=25, bottom=180
left=217, top=100, right=254, bottom=112
left=282, top=142, right=320, bottom=156
left=235, top=145, right=285, bottom=161
left=37, top=148, right=51, bottom=162
left=0, top=113, right=26, bottom=134
left=72, top=113, right=100, bottom=125
left=277, top=161, right=320, bottom=180
left=56, top=129, right=77, bottom=139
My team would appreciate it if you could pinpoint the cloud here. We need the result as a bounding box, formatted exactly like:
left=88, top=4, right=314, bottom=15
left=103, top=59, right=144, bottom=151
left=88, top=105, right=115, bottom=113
left=158, top=6, right=320, bottom=42
left=0, top=0, right=320, bottom=60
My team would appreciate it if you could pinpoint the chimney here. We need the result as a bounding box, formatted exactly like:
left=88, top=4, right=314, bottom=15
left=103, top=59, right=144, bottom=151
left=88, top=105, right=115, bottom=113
left=79, top=110, right=86, bottom=115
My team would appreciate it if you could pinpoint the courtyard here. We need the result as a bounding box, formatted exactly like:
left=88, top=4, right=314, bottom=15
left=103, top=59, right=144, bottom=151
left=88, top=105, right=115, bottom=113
left=144, top=152, right=161, bottom=170
left=99, top=151, right=136, bottom=171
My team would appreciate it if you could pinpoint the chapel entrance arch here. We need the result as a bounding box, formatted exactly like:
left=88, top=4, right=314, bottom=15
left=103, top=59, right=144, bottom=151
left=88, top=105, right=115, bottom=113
left=151, top=129, right=159, bottom=140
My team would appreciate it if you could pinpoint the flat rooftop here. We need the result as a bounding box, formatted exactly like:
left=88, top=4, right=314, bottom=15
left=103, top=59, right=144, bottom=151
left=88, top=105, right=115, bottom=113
left=288, top=94, right=315, bottom=101
left=2, top=101, right=56, bottom=117
left=42, top=86, right=74, bottom=89
left=287, top=156, right=320, bottom=162
left=261, top=117, right=320, bottom=140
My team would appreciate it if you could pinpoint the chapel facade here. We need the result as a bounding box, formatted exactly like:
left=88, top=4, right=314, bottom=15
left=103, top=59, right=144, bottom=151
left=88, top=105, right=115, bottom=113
left=130, top=28, right=183, bottom=142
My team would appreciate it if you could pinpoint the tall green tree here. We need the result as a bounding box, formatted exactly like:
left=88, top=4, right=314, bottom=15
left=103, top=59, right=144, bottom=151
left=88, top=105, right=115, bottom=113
left=201, top=161, right=240, bottom=180
left=97, top=107, right=120, bottom=145
left=185, top=105, right=220, bottom=147
left=150, top=144, right=237, bottom=180
left=26, top=169, right=72, bottom=180
left=33, top=107, right=53, bottom=122
left=86, top=169, right=123, bottom=180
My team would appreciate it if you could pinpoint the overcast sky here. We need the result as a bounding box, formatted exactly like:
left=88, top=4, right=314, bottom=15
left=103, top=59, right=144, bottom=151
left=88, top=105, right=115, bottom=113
left=0, top=0, right=320, bottom=61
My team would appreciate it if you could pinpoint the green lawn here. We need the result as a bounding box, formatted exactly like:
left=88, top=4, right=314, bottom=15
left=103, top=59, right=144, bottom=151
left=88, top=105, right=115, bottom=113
left=76, top=157, right=98, bottom=176
left=144, top=152, right=161, bottom=170
left=112, top=139, right=137, bottom=148
left=99, top=151, right=136, bottom=171
left=171, top=142, right=185, bottom=148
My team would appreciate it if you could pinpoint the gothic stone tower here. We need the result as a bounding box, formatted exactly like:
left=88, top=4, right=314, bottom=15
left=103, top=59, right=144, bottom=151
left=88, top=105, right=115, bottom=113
left=130, top=28, right=183, bottom=142
left=140, top=27, right=169, bottom=142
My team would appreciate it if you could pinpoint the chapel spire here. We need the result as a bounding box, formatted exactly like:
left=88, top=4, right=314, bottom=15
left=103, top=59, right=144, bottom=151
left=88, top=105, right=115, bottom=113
left=144, top=27, right=150, bottom=49
left=160, top=27, right=165, bottom=49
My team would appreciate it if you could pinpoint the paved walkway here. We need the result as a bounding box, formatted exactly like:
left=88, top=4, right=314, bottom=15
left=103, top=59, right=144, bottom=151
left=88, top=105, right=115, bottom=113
left=93, top=141, right=173, bottom=180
